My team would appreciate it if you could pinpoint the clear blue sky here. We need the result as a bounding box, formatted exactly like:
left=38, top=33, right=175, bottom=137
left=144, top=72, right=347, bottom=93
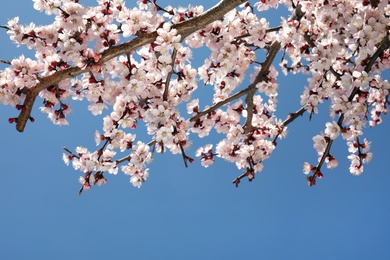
left=1, top=1, right=390, bottom=259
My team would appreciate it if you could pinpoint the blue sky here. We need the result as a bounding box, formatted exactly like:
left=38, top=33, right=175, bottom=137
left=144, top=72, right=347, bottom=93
left=1, top=1, right=390, bottom=259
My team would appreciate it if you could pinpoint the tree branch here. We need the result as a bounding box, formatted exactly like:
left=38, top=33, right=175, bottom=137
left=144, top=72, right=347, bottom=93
left=15, top=0, right=247, bottom=132
left=309, top=32, right=390, bottom=183
left=190, top=41, right=281, bottom=124
left=163, top=48, right=177, bottom=102
left=365, top=31, right=390, bottom=73
left=243, top=41, right=281, bottom=133
left=232, top=106, right=306, bottom=184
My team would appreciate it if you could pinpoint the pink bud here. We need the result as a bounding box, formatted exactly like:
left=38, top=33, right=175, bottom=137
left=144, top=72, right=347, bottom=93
left=247, top=172, right=254, bottom=181
left=234, top=178, right=240, bottom=188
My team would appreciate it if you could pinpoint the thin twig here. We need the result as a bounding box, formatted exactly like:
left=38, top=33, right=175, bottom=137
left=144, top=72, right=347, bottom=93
left=191, top=41, right=281, bottom=126
left=232, top=106, right=306, bottom=184
left=0, top=59, right=11, bottom=65
left=365, top=32, right=390, bottom=72
left=243, top=41, right=281, bottom=133
left=163, top=48, right=177, bottom=102
left=178, top=142, right=188, bottom=168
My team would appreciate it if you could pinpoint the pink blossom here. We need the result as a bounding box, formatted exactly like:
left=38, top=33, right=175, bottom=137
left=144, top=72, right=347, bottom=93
left=324, top=121, right=341, bottom=140
left=302, top=162, right=312, bottom=175
left=313, top=135, right=327, bottom=154
left=326, top=156, right=339, bottom=169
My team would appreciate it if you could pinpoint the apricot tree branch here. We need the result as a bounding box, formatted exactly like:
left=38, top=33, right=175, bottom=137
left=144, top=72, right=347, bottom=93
left=244, top=41, right=281, bottom=133
left=15, top=0, right=247, bottom=132
left=163, top=48, right=177, bottom=102
left=190, top=41, right=281, bottom=124
left=310, top=31, right=390, bottom=182
left=232, top=106, right=306, bottom=184
left=16, top=66, right=87, bottom=132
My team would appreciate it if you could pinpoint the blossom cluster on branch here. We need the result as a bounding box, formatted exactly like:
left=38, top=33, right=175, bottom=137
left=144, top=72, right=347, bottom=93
left=1, top=0, right=389, bottom=193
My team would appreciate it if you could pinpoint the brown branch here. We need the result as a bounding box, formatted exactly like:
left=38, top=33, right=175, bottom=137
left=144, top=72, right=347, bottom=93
left=243, top=41, right=281, bottom=133
left=0, top=59, right=11, bottom=65
left=365, top=31, right=390, bottom=73
left=178, top=142, right=189, bottom=168
left=243, top=92, right=255, bottom=133
left=232, top=26, right=283, bottom=42
left=147, top=0, right=171, bottom=13
left=16, top=66, right=87, bottom=132
left=232, top=106, right=306, bottom=184
left=190, top=87, right=250, bottom=122
left=231, top=4, right=308, bottom=185
left=163, top=48, right=177, bottom=102
left=233, top=3, right=390, bottom=186
left=281, top=107, right=307, bottom=127
left=115, top=140, right=156, bottom=165
left=267, top=26, right=282, bottom=33
left=15, top=0, right=247, bottom=132
left=309, top=32, right=390, bottom=183
left=190, top=41, right=281, bottom=124
left=271, top=106, right=306, bottom=144
left=126, top=52, right=132, bottom=74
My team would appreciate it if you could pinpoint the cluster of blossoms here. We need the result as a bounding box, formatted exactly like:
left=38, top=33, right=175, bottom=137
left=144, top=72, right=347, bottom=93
left=0, top=0, right=389, bottom=193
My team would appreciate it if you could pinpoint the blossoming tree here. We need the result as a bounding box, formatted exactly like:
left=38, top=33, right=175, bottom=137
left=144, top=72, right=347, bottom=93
left=1, top=0, right=389, bottom=194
